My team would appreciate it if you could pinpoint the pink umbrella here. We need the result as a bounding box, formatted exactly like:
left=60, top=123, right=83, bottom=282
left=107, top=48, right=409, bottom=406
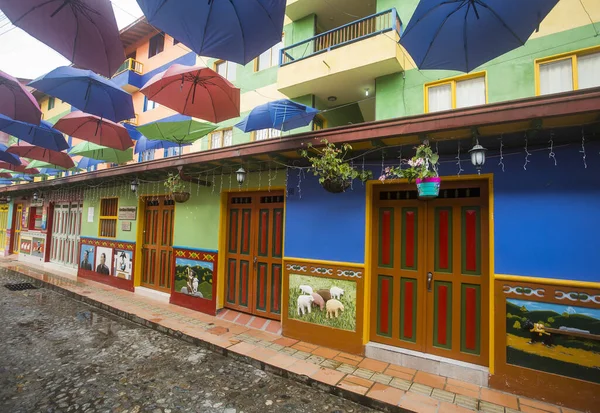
left=0, top=0, right=125, bottom=78
left=140, top=64, right=240, bottom=123
left=0, top=173, right=12, bottom=179
left=0, top=161, right=40, bottom=175
left=54, top=111, right=134, bottom=151
left=0, top=70, right=41, bottom=125
left=7, top=143, right=75, bottom=170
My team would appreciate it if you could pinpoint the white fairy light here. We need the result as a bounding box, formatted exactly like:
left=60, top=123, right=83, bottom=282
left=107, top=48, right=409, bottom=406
left=523, top=135, right=531, bottom=171
left=297, top=168, right=302, bottom=199
left=580, top=128, right=587, bottom=169
left=498, top=135, right=505, bottom=172
left=455, top=141, right=464, bottom=176
left=211, top=170, right=216, bottom=195
left=548, top=131, right=557, bottom=166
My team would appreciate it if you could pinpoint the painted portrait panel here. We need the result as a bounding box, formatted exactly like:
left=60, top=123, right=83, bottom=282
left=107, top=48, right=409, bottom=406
left=79, top=245, right=95, bottom=271
left=95, top=247, right=112, bottom=276
left=113, top=250, right=133, bottom=280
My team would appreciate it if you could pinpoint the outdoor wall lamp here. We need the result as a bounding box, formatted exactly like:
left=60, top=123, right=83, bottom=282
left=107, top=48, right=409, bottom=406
left=236, top=167, right=247, bottom=185
left=6, top=195, right=11, bottom=202
left=469, top=141, right=487, bottom=173
left=130, top=178, right=139, bottom=193
left=32, top=191, right=39, bottom=201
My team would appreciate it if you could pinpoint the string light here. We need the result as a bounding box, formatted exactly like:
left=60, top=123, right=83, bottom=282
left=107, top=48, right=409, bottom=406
left=285, top=167, right=289, bottom=195
left=498, top=135, right=505, bottom=172
left=361, top=155, right=365, bottom=186
left=580, top=128, right=587, bottom=169
left=297, top=168, right=302, bottom=199
left=523, top=135, right=531, bottom=171
left=548, top=131, right=557, bottom=166
left=268, top=164, right=272, bottom=192
left=211, top=170, right=216, bottom=195
left=258, top=164, right=262, bottom=189
left=350, top=160, right=354, bottom=191
left=455, top=141, right=464, bottom=176
left=228, top=168, right=232, bottom=191
left=219, top=169, right=224, bottom=194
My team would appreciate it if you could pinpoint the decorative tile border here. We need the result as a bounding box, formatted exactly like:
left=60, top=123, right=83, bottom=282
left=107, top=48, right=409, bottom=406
left=80, top=237, right=135, bottom=251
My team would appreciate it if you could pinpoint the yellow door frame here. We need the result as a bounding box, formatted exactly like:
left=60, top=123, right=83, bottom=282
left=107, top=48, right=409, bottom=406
left=363, top=174, right=495, bottom=372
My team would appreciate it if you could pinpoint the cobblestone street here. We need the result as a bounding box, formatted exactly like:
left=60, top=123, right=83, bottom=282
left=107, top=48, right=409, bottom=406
left=0, top=270, right=377, bottom=413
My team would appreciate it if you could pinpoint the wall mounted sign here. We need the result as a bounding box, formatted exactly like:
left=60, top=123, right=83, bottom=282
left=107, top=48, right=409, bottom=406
left=87, top=207, right=94, bottom=223
left=118, top=206, right=137, bottom=220
left=121, top=221, right=131, bottom=231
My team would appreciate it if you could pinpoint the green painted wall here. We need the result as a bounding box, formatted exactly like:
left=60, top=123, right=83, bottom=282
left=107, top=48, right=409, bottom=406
left=315, top=97, right=365, bottom=128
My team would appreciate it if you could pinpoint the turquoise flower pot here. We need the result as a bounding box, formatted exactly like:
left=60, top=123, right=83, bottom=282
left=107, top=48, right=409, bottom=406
left=416, top=177, right=441, bottom=199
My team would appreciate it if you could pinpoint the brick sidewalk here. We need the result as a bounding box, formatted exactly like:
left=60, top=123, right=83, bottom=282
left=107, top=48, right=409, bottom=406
left=0, top=259, right=581, bottom=413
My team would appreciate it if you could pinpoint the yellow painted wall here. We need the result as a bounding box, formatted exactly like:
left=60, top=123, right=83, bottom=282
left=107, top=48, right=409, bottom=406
left=530, top=0, right=600, bottom=39
left=38, top=97, right=70, bottom=121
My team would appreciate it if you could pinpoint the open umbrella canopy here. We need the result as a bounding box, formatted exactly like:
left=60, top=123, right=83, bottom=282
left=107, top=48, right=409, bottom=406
left=134, top=136, right=188, bottom=154
left=140, top=65, right=240, bottom=123
left=36, top=168, right=62, bottom=176
left=137, top=119, right=217, bottom=145
left=0, top=172, right=12, bottom=179
left=0, top=113, right=69, bottom=151
left=0, top=0, right=124, bottom=78
left=400, top=0, right=560, bottom=72
left=77, top=157, right=104, bottom=170
left=0, top=161, right=39, bottom=175
left=69, top=141, right=133, bottom=164
left=26, top=159, right=80, bottom=172
left=123, top=123, right=143, bottom=141
left=0, top=70, right=41, bottom=125
left=9, top=173, right=33, bottom=182
left=54, top=111, right=134, bottom=151
left=235, top=99, right=319, bottom=132
left=28, top=66, right=134, bottom=122
left=137, top=0, right=286, bottom=65
left=7, top=142, right=74, bottom=169
left=0, top=144, right=22, bottom=166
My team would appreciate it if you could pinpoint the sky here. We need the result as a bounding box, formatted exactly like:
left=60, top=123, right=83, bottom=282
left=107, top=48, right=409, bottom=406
left=0, top=0, right=143, bottom=79
left=507, top=299, right=600, bottom=320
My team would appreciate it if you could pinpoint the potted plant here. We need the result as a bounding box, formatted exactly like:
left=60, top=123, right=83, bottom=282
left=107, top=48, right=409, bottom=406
left=379, top=143, right=440, bottom=199
left=301, top=139, right=372, bottom=193
left=164, top=172, right=190, bottom=203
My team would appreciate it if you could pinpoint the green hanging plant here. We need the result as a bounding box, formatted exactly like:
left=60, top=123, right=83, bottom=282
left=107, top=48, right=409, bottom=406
left=379, top=142, right=439, bottom=183
left=300, top=139, right=372, bottom=193
left=164, top=173, right=190, bottom=202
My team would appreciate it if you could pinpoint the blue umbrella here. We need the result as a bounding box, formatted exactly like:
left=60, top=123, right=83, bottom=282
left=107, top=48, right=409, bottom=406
left=10, top=173, right=33, bottom=182
left=0, top=143, right=22, bottom=166
left=123, top=123, right=143, bottom=141
left=0, top=179, right=13, bottom=186
left=400, top=0, right=560, bottom=72
left=76, top=157, right=104, bottom=170
left=235, top=99, right=319, bottom=132
left=137, top=0, right=286, bottom=65
left=0, top=113, right=69, bottom=151
left=134, top=135, right=189, bottom=154
left=37, top=168, right=62, bottom=176
left=28, top=66, right=134, bottom=122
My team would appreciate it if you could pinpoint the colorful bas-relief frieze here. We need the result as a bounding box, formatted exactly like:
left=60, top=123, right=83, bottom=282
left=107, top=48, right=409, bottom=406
left=77, top=238, right=136, bottom=291
left=506, top=298, right=600, bottom=384
left=283, top=261, right=365, bottom=354
left=288, top=273, right=357, bottom=332
left=170, top=248, right=218, bottom=316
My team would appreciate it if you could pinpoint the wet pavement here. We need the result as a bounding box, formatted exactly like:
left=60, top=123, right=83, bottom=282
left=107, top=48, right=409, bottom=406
left=0, top=270, right=379, bottom=413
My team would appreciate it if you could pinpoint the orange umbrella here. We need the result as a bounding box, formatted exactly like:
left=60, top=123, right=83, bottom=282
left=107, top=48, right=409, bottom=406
left=140, top=64, right=240, bottom=123
left=7, top=143, right=75, bottom=170
left=54, top=111, right=134, bottom=151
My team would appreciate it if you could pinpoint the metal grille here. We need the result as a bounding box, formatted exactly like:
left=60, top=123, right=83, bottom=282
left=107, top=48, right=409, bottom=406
left=4, top=283, right=38, bottom=291
left=231, top=197, right=252, bottom=204
left=260, top=195, right=284, bottom=203
left=380, top=191, right=419, bottom=201
left=438, top=188, right=481, bottom=198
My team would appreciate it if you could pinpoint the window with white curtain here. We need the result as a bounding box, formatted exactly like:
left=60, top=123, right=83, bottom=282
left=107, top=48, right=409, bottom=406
left=255, top=128, right=282, bottom=141
left=209, top=128, right=233, bottom=149
left=215, top=60, right=237, bottom=82
left=255, top=35, right=284, bottom=71
left=537, top=50, right=600, bottom=95
left=426, top=74, right=486, bottom=113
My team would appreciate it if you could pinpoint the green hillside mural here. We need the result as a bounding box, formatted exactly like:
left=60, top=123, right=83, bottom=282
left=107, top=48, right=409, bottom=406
left=174, top=258, right=214, bottom=300
left=506, top=299, right=600, bottom=384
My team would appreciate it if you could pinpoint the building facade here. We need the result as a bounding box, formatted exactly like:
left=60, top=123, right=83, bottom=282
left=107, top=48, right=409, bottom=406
left=0, top=1, right=599, bottom=411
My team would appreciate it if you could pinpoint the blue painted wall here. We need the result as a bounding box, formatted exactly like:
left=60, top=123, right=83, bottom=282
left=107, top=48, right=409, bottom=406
left=284, top=141, right=600, bottom=282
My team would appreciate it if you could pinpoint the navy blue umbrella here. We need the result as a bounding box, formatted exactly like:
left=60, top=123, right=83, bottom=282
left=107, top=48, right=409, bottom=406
left=0, top=113, right=69, bottom=151
left=134, top=135, right=189, bottom=154
left=0, top=143, right=22, bottom=166
left=28, top=66, right=134, bottom=122
left=137, top=0, right=286, bottom=65
left=77, top=157, right=104, bottom=170
left=235, top=99, right=319, bottom=133
left=400, top=0, right=560, bottom=72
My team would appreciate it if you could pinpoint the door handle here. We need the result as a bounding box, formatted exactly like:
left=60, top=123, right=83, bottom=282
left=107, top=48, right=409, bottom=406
left=253, top=256, right=257, bottom=268
left=427, top=272, right=433, bottom=291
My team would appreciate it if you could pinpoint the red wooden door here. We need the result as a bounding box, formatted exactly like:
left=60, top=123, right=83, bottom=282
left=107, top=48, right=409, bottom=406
left=225, top=192, right=284, bottom=320
left=371, top=181, right=489, bottom=366
left=141, top=197, right=175, bottom=293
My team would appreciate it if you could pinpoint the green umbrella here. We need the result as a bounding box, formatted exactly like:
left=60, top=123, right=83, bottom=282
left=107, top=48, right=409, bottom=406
left=136, top=119, right=217, bottom=155
left=70, top=142, right=133, bottom=164
left=27, top=159, right=81, bottom=172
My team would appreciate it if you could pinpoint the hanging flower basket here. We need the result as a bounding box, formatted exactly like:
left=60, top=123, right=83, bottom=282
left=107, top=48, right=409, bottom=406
left=321, top=179, right=351, bottom=193
left=171, top=191, right=190, bottom=203
left=416, top=177, right=441, bottom=199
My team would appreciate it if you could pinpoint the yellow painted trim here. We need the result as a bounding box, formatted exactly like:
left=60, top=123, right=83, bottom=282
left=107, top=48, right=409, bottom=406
left=487, top=174, right=495, bottom=375
left=534, top=45, right=600, bottom=96
left=97, top=197, right=118, bottom=239
left=495, top=274, right=600, bottom=289
left=216, top=191, right=228, bottom=309
left=133, top=196, right=145, bottom=287
left=220, top=185, right=286, bottom=193
left=283, top=256, right=364, bottom=269
left=424, top=71, right=487, bottom=113
left=363, top=180, right=374, bottom=344
left=208, top=127, right=233, bottom=150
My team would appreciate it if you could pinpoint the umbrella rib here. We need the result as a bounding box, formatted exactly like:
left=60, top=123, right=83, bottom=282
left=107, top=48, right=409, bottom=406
left=401, top=0, right=459, bottom=39
left=198, top=0, right=216, bottom=55
left=228, top=1, right=249, bottom=61
left=10, top=0, right=57, bottom=24
left=474, top=0, right=529, bottom=45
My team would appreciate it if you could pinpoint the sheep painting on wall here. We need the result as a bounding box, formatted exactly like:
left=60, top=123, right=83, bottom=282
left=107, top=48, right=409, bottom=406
left=288, top=273, right=356, bottom=331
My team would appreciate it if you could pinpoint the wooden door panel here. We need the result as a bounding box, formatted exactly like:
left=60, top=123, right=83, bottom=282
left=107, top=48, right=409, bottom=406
left=141, top=198, right=174, bottom=293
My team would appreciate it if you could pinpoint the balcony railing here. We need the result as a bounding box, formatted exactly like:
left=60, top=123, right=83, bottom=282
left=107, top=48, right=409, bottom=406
left=280, top=9, right=402, bottom=66
left=113, top=58, right=144, bottom=77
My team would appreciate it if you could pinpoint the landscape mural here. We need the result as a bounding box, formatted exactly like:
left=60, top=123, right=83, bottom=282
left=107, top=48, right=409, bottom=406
left=288, top=273, right=356, bottom=331
left=174, top=258, right=213, bottom=300
left=506, top=298, right=600, bottom=384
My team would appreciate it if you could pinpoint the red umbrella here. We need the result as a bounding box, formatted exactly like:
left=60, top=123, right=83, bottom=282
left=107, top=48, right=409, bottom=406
left=0, top=173, right=12, bottom=179
left=0, top=70, right=41, bottom=125
left=0, top=161, right=40, bottom=175
left=7, top=143, right=75, bottom=170
left=140, top=64, right=240, bottom=123
left=54, top=111, right=134, bottom=151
